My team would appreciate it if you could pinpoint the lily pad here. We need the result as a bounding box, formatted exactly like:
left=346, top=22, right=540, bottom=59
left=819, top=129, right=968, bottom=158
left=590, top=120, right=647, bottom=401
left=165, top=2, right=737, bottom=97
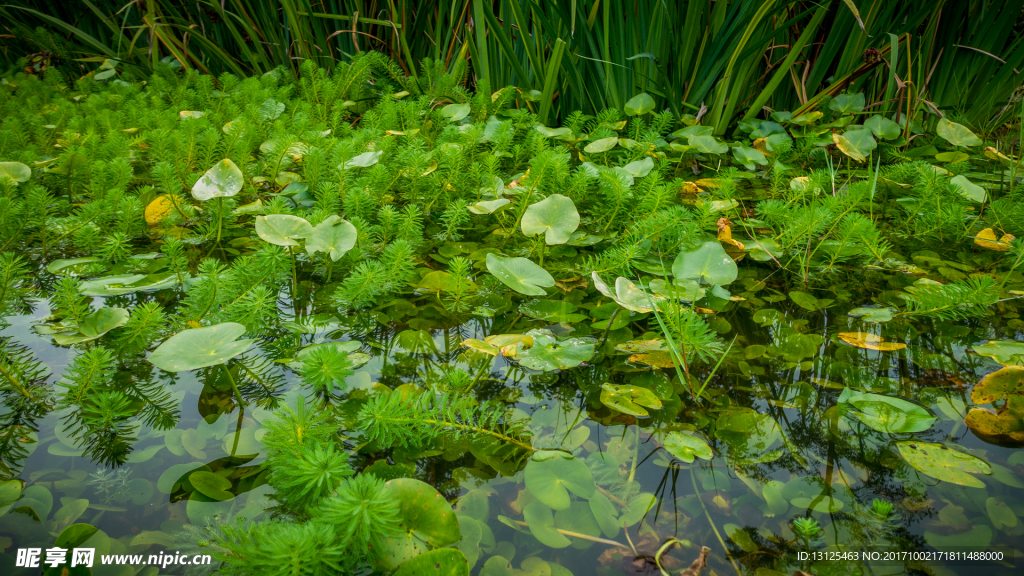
left=584, top=137, right=618, bottom=154
left=896, top=441, right=991, bottom=488
left=521, top=194, right=580, bottom=245
left=592, top=273, right=662, bottom=313
left=255, top=214, right=314, bottom=247
left=343, top=150, right=383, bottom=169
left=148, top=322, right=257, bottom=372
left=659, top=432, right=713, bottom=463
left=986, top=497, right=1017, bottom=530
left=304, top=215, right=357, bottom=261
left=971, top=366, right=1024, bottom=405
left=937, top=118, right=982, bottom=147
left=192, top=159, right=243, bottom=201
left=524, top=452, right=595, bottom=510
left=950, top=175, right=986, bottom=202
left=380, top=478, right=462, bottom=570
left=189, top=471, right=233, bottom=501
left=673, top=242, right=738, bottom=286
left=79, top=273, right=181, bottom=296
left=0, top=162, right=31, bottom=183
left=599, top=383, right=662, bottom=417
left=523, top=502, right=571, bottom=548
left=925, top=525, right=992, bottom=549
left=516, top=330, right=594, bottom=371
left=864, top=115, right=901, bottom=140
left=843, top=393, right=936, bottom=433
left=732, top=145, right=767, bottom=170
left=393, top=548, right=470, bottom=576
left=837, top=332, right=906, bottom=351
left=847, top=307, right=894, bottom=323
left=52, top=307, right=129, bottom=346
left=486, top=254, right=554, bottom=296
left=468, top=198, right=511, bottom=214
left=829, top=93, right=866, bottom=114
left=624, top=93, right=655, bottom=116
left=974, top=341, right=1024, bottom=366
left=834, top=129, right=876, bottom=162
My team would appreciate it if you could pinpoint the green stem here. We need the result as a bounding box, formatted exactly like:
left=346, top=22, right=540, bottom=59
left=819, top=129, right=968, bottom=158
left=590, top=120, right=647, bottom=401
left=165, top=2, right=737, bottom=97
left=221, top=362, right=246, bottom=409
left=509, top=520, right=628, bottom=548
left=690, top=467, right=744, bottom=576
left=216, top=197, right=223, bottom=244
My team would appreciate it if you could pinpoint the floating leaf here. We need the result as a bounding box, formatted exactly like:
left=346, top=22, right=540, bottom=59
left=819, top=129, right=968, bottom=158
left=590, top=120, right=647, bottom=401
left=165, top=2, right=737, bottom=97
left=468, top=198, right=511, bottom=214
left=343, top=150, right=382, bottom=169
left=837, top=332, right=906, bottom=351
left=950, top=175, right=986, bottom=202
left=554, top=501, right=602, bottom=549
left=965, top=408, right=1024, bottom=442
left=971, top=366, right=1024, bottom=405
left=584, top=137, right=618, bottom=154
left=55, top=523, right=99, bottom=549
left=79, top=272, right=181, bottom=296
left=521, top=194, right=580, bottom=245
left=393, top=549, right=470, bottom=576
left=486, top=254, right=554, bottom=296
left=380, top=478, right=462, bottom=570
left=52, top=307, right=129, bottom=346
left=973, top=341, right=1024, bottom=366
left=523, top=502, right=571, bottom=548
left=600, top=383, right=662, bottom=416
left=732, top=145, right=768, bottom=170
left=0, top=162, right=31, bottom=183
left=192, top=159, right=243, bottom=201
left=864, top=115, right=901, bottom=140
left=519, top=300, right=587, bottom=323
left=937, top=118, right=982, bottom=147
left=688, top=134, right=728, bottom=155
left=591, top=273, right=661, bottom=313
left=986, top=497, right=1017, bottom=530
left=847, top=307, right=894, bottom=323
left=659, top=432, right=713, bottom=463
left=304, top=215, right=357, bottom=260
left=974, top=228, right=1015, bottom=251
left=624, top=93, right=655, bottom=116
left=673, top=241, right=738, bottom=286
left=834, top=129, right=876, bottom=162
left=788, top=291, right=833, bottom=311
left=189, top=471, right=233, bottom=501
left=896, top=441, right=991, bottom=488
left=148, top=322, right=257, bottom=372
left=441, top=103, right=471, bottom=122
left=843, top=393, right=936, bottom=433
left=516, top=330, right=594, bottom=371
left=925, top=526, right=992, bottom=549
left=255, top=214, right=314, bottom=247
left=524, top=453, right=595, bottom=511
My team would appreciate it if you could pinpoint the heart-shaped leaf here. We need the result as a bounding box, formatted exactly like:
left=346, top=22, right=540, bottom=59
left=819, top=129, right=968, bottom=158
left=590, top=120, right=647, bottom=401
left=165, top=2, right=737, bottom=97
left=937, top=118, right=982, bottom=147
left=950, top=175, right=986, bottom=202
left=971, top=366, right=1024, bottom=404
left=524, top=453, right=595, bottom=510
left=673, top=241, right=738, bottom=286
left=255, top=214, right=313, bottom=247
left=829, top=93, right=866, bottom=114
left=342, top=150, right=383, bottom=169
left=304, top=215, right=357, bottom=260
left=516, top=330, right=594, bottom=371
left=659, top=432, right=713, bottom=463
left=521, top=194, right=580, bottom=245
left=584, top=137, right=618, bottom=154
left=973, top=341, right=1024, bottom=366
left=600, top=383, right=662, bottom=416
left=53, top=307, right=130, bottom=346
left=591, top=273, right=662, bottom=313
left=148, top=322, right=257, bottom=372
left=523, top=502, right=571, bottom=548
left=689, top=134, right=728, bottom=154
left=192, top=159, right=243, bottom=201
left=486, top=254, right=554, bottom=296
left=393, top=549, right=470, bottom=576
left=834, top=129, right=876, bottom=162
left=624, top=93, right=655, bottom=116
left=380, top=478, right=462, bottom=570
left=843, top=393, right=936, bottom=433
left=896, top=441, right=991, bottom=488
left=732, top=145, right=767, bottom=170
left=441, top=103, right=471, bottom=121
left=864, top=115, right=901, bottom=140
left=0, top=162, right=31, bottom=183
left=189, top=471, right=234, bottom=501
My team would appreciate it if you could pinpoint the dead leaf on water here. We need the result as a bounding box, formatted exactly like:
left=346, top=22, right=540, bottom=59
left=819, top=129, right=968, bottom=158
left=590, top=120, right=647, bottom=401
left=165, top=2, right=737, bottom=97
left=974, top=228, right=1015, bottom=251
left=837, top=332, right=906, bottom=351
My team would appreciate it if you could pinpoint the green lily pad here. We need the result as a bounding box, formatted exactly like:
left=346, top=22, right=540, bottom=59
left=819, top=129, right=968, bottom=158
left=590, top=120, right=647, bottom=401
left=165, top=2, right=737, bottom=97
left=52, top=307, right=129, bottom=345
left=517, top=330, right=595, bottom=371
left=864, top=115, right=901, bottom=140
left=659, top=432, right=713, bottom=463
left=925, top=525, right=992, bottom=548
left=620, top=492, right=656, bottom=526
left=486, top=254, right=554, bottom=296
left=524, top=452, right=595, bottom=510
left=79, top=272, right=182, bottom=296
left=0, top=161, right=31, bottom=183
left=844, top=393, right=936, bottom=433
left=148, top=322, right=257, bottom=372
left=304, top=215, right=357, bottom=261
left=46, top=257, right=104, bottom=276
left=715, top=407, right=780, bottom=454
left=972, top=366, right=1024, bottom=405
left=441, top=103, right=471, bottom=121
left=592, top=273, right=662, bottom=312
left=896, top=441, right=991, bottom=488
left=523, top=502, right=571, bottom=548
left=255, top=214, right=314, bottom=247
left=673, top=241, right=738, bottom=286
left=689, top=134, right=728, bottom=154
left=781, top=477, right=844, bottom=513
left=554, top=501, right=602, bottom=549
left=519, top=300, right=587, bottom=323
left=188, top=471, right=233, bottom=501
left=950, top=175, right=986, bottom=202
left=937, top=118, right=981, bottom=147
left=480, top=556, right=514, bottom=576
left=974, top=341, right=1024, bottom=366
left=393, top=548, right=470, bottom=576
left=521, top=194, right=580, bottom=245
left=380, top=478, right=462, bottom=570
left=55, top=523, right=99, bottom=548
left=468, top=198, right=511, bottom=214
left=986, top=497, right=1017, bottom=530
left=624, top=93, right=655, bottom=116
left=788, top=290, right=833, bottom=311
left=584, top=137, right=618, bottom=154
left=343, top=150, right=383, bottom=169
left=192, top=159, right=243, bottom=201
left=599, top=383, right=662, bottom=417
left=732, top=145, right=767, bottom=170
left=622, top=157, right=655, bottom=178
left=848, top=307, right=894, bottom=323
left=760, top=480, right=789, bottom=517
left=829, top=93, right=866, bottom=114
left=835, top=129, right=876, bottom=161
left=588, top=491, right=620, bottom=537
left=51, top=498, right=89, bottom=533
left=535, top=125, right=573, bottom=139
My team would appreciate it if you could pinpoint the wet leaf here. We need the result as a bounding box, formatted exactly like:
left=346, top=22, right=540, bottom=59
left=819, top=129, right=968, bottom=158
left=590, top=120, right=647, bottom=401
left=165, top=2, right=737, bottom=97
left=659, top=432, right=713, bottom=463
left=486, top=254, right=554, bottom=296
left=973, top=341, right=1024, bottom=366
left=524, top=452, right=595, bottom=510
left=255, top=214, right=314, bottom=247
left=516, top=330, right=594, bottom=371
left=52, top=307, right=129, bottom=345
left=189, top=471, right=233, bottom=501
left=55, top=523, right=98, bottom=548
left=896, top=441, right=991, bottom=488
left=837, top=332, right=906, bottom=351
left=986, top=497, right=1017, bottom=530
left=380, top=478, right=462, bottom=570
left=393, top=548, right=470, bottom=576
left=148, top=322, right=257, bottom=372
left=937, top=118, right=982, bottom=147
left=847, top=307, right=894, bottom=323
left=599, top=383, right=662, bottom=416
left=521, top=194, right=580, bottom=245
left=925, top=526, right=992, bottom=548
left=592, top=273, right=662, bottom=313
left=523, top=502, right=571, bottom=548
left=673, top=241, right=738, bottom=286
left=971, top=366, right=1024, bottom=404
left=554, top=501, right=602, bottom=549
left=192, top=159, right=243, bottom=201
left=843, top=393, right=936, bottom=433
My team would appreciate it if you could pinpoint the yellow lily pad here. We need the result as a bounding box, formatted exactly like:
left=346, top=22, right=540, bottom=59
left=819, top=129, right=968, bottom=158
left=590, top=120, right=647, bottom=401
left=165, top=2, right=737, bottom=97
left=837, top=332, right=906, bottom=351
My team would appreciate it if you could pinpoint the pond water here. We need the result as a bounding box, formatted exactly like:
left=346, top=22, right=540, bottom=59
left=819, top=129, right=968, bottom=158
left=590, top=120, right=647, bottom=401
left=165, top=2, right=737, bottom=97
left=2, top=267, right=1021, bottom=576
